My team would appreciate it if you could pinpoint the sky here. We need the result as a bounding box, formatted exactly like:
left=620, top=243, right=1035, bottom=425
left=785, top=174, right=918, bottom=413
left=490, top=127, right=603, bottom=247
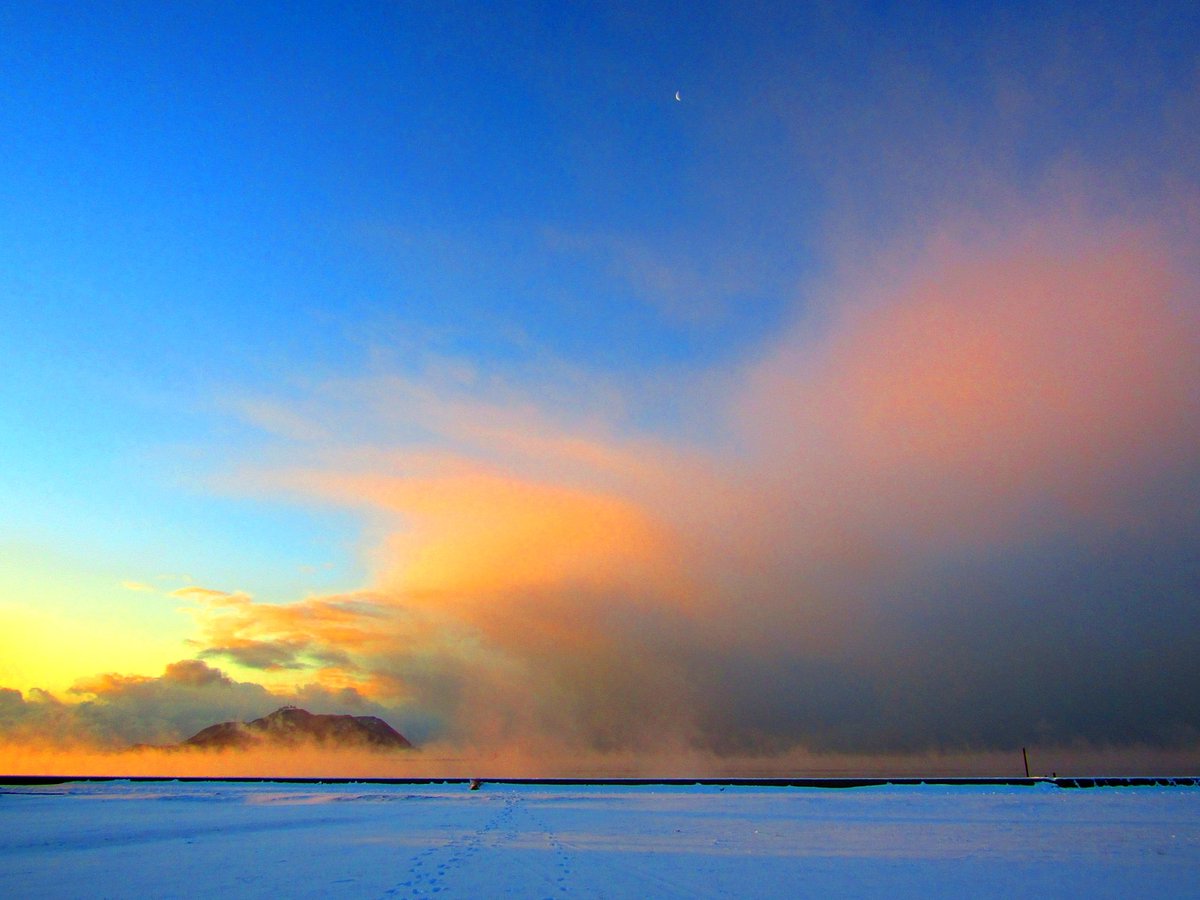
left=1, top=2, right=1199, bottom=771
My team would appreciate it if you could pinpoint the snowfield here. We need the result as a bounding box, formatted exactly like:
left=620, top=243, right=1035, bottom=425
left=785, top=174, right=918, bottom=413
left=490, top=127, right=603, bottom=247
left=2, top=780, right=1197, bottom=898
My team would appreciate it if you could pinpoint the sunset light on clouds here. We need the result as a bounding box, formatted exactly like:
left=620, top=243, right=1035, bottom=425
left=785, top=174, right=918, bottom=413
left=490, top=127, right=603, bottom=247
left=2, top=2, right=1199, bottom=775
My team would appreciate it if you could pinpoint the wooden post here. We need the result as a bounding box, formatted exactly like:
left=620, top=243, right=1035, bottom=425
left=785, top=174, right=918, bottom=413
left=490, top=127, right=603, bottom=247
left=1022, top=747, right=1030, bottom=778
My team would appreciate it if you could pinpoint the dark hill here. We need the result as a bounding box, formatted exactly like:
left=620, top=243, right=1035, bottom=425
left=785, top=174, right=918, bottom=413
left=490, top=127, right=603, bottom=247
left=182, top=706, right=413, bottom=750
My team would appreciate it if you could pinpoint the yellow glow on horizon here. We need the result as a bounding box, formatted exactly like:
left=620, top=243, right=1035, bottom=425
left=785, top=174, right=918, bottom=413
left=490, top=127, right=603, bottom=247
left=0, top=543, right=191, bottom=694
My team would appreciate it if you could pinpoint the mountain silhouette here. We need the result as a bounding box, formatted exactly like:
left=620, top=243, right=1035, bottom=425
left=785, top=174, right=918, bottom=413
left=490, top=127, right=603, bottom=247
left=181, top=706, right=413, bottom=750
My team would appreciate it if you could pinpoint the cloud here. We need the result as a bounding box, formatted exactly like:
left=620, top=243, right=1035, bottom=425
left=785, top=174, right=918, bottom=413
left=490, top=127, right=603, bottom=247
left=173, top=196, right=1200, bottom=761
left=729, top=210, right=1198, bottom=587
left=696, top=205, right=1200, bottom=750
left=5, top=5, right=1197, bottom=770
left=172, top=586, right=249, bottom=603
left=0, top=660, right=410, bottom=749
left=200, top=639, right=319, bottom=671
left=4, top=196, right=1196, bottom=764
left=540, top=228, right=771, bottom=325
left=225, top=397, right=331, bottom=442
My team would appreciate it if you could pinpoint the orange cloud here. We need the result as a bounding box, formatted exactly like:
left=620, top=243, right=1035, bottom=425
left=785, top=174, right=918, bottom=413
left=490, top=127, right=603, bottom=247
left=9, top=193, right=1196, bottom=762
left=738, top=213, right=1199, bottom=557
left=179, top=203, right=1198, bottom=756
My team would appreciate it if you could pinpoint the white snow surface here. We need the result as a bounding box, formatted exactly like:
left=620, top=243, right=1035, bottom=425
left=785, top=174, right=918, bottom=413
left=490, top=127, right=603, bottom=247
left=2, top=780, right=1197, bottom=898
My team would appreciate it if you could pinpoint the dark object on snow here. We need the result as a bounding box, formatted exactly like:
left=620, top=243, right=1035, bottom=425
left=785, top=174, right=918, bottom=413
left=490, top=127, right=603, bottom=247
left=182, top=706, right=413, bottom=750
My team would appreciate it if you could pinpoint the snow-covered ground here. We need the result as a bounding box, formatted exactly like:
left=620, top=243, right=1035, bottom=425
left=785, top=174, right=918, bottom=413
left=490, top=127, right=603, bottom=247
left=2, top=780, right=1197, bottom=898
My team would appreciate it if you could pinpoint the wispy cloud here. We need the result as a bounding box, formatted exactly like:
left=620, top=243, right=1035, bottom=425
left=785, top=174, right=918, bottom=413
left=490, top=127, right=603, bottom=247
left=5, top=193, right=1198, bottom=763
left=541, top=228, right=772, bottom=325
left=164, top=197, right=1200, bottom=758
left=0, top=660, right=402, bottom=749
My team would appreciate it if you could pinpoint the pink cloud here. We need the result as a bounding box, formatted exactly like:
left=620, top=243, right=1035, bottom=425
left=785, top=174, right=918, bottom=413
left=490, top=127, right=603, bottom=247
left=185, top=202, right=1198, bottom=755
left=737, top=212, right=1199, bottom=556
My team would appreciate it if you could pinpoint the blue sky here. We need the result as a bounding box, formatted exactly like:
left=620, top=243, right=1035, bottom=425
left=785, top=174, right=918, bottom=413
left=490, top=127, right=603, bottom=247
left=1, top=2, right=816, bottom=595
left=2, top=2, right=1199, bottom=763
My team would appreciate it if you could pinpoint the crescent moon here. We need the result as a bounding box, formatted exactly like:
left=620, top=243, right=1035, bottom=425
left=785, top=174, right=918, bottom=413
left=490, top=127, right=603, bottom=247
left=674, top=91, right=681, bottom=102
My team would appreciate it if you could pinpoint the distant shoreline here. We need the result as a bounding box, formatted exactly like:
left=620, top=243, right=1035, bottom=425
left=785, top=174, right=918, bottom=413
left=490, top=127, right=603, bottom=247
left=2, top=775, right=1196, bottom=788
